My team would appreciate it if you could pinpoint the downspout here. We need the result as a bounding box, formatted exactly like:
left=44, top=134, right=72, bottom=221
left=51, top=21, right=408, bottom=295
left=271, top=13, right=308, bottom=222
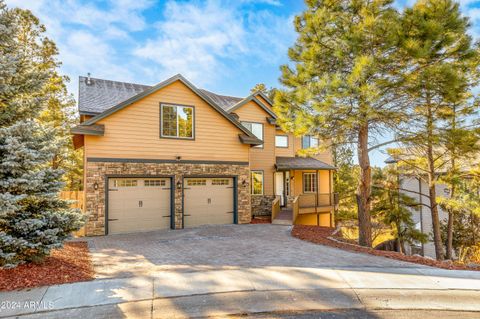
left=316, top=169, right=319, bottom=226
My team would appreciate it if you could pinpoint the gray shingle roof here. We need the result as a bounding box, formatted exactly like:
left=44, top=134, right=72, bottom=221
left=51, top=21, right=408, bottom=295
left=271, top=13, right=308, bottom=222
left=198, top=89, right=243, bottom=111
left=276, top=156, right=336, bottom=171
left=78, top=76, right=243, bottom=115
left=78, top=76, right=151, bottom=115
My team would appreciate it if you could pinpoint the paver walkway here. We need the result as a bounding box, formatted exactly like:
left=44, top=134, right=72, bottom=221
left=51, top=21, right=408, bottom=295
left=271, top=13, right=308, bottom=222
left=87, top=224, right=423, bottom=278
left=2, top=224, right=480, bottom=318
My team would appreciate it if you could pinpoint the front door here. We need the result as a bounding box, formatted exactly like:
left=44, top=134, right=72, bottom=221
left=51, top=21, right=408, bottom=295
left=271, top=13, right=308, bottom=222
left=275, top=172, right=285, bottom=206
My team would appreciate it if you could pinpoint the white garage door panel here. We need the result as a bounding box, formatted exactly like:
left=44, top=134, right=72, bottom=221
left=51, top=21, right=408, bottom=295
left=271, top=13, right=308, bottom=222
left=184, top=178, right=234, bottom=228
left=108, top=178, right=171, bottom=234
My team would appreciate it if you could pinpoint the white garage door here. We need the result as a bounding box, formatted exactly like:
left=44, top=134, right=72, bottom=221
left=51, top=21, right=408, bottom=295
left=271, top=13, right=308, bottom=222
left=108, top=178, right=171, bottom=234
left=184, top=178, right=234, bottom=228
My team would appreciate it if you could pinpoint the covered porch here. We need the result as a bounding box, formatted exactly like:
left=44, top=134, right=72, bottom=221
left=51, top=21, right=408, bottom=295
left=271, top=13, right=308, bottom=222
left=272, top=157, right=338, bottom=227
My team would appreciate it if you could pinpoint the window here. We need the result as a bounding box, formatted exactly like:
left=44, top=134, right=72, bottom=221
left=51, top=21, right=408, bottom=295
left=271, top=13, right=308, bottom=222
left=161, top=104, right=194, bottom=139
left=303, top=173, right=317, bottom=193
left=275, top=135, right=288, bottom=148
left=302, top=135, right=319, bottom=149
left=251, top=171, right=264, bottom=195
left=144, top=179, right=166, bottom=187
left=187, top=179, right=206, bottom=186
left=114, top=179, right=138, bottom=187
left=242, top=122, right=263, bottom=148
left=212, top=179, right=230, bottom=186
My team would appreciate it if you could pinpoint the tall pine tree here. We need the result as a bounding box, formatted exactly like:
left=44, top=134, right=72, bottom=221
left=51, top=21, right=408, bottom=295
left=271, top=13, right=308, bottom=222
left=394, top=0, right=479, bottom=260
left=0, top=1, right=84, bottom=267
left=275, top=0, right=406, bottom=246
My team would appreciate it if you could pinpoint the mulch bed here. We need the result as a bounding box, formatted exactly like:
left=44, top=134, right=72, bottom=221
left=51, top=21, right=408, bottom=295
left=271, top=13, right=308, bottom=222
left=292, top=225, right=479, bottom=271
left=0, top=242, right=95, bottom=291
left=251, top=216, right=272, bottom=224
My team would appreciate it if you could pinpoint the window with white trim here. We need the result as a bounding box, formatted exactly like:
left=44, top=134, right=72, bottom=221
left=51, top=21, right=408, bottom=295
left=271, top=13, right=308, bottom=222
left=303, top=173, right=317, bottom=193
left=242, top=122, right=263, bottom=148
left=161, top=104, right=194, bottom=139
left=251, top=171, right=264, bottom=195
left=275, top=135, right=288, bottom=148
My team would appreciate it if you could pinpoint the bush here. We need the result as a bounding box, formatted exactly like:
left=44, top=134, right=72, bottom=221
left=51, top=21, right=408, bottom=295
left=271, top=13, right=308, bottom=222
left=0, top=121, right=85, bottom=268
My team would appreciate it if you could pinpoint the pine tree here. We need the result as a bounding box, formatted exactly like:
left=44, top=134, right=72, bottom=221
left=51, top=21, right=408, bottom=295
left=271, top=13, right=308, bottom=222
left=0, top=121, right=84, bottom=268
left=0, top=1, right=85, bottom=267
left=275, top=0, right=406, bottom=246
left=0, top=2, right=50, bottom=127
left=371, top=167, right=427, bottom=253
left=394, top=0, right=479, bottom=260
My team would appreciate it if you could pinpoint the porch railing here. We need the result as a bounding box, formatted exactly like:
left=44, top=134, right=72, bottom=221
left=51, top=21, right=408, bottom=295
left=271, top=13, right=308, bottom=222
left=292, top=196, right=299, bottom=224
left=298, top=193, right=339, bottom=208
left=271, top=196, right=281, bottom=221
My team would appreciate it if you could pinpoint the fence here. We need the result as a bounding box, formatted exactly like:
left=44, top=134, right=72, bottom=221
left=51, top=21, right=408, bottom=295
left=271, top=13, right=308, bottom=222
left=60, top=191, right=85, bottom=237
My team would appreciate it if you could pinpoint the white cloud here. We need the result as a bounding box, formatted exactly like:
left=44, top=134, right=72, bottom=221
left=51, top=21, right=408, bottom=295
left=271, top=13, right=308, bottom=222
left=134, top=0, right=294, bottom=85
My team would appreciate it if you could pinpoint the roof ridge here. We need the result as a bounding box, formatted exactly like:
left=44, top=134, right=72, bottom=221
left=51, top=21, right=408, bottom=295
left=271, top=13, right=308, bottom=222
left=79, top=75, right=152, bottom=88
left=199, top=88, right=243, bottom=100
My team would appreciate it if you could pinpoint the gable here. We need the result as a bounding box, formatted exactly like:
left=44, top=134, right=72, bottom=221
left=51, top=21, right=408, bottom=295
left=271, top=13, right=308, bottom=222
left=233, top=100, right=273, bottom=123
left=84, top=80, right=251, bottom=161
left=83, top=75, right=252, bottom=137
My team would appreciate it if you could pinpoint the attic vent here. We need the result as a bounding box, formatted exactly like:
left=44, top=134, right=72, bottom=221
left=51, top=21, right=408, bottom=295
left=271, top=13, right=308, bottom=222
left=86, top=73, right=92, bottom=85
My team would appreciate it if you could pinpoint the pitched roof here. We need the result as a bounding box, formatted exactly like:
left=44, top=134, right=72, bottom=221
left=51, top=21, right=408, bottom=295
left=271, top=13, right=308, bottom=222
left=275, top=156, right=336, bottom=171
left=78, top=76, right=244, bottom=115
left=78, top=76, right=150, bottom=115
left=198, top=89, right=243, bottom=111
left=80, top=74, right=256, bottom=140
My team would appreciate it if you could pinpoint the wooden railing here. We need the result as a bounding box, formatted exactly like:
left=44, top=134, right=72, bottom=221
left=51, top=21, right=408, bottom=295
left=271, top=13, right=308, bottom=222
left=298, top=193, right=338, bottom=208
left=271, top=196, right=281, bottom=221
left=292, top=196, right=299, bottom=225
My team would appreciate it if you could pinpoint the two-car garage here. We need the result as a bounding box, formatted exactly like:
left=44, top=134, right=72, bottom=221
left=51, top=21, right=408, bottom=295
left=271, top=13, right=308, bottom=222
left=107, top=176, right=236, bottom=234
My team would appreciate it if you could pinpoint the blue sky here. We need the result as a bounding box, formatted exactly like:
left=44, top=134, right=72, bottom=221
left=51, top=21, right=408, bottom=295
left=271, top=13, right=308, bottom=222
left=5, top=0, right=480, bottom=166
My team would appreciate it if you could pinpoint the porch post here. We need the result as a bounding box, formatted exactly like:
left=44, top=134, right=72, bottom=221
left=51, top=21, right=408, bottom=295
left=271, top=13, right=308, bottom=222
left=329, top=169, right=333, bottom=227
left=316, top=169, right=319, bottom=225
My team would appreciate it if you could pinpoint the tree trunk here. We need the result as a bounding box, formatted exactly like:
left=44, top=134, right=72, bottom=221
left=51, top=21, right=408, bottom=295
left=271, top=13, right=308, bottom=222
left=425, top=94, right=444, bottom=261
left=356, top=124, right=372, bottom=247
left=446, top=184, right=455, bottom=260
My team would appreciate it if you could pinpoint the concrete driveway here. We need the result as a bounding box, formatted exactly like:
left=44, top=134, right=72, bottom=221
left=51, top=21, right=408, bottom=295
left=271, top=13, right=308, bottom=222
left=87, top=224, right=422, bottom=279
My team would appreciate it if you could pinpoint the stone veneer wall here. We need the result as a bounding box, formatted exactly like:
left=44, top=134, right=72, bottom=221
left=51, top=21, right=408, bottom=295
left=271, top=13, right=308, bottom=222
left=251, top=195, right=276, bottom=217
left=84, top=160, right=251, bottom=236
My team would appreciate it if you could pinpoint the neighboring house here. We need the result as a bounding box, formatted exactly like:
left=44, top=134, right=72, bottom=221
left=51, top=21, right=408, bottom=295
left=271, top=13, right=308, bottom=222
left=72, top=74, right=336, bottom=236
left=385, top=157, right=450, bottom=258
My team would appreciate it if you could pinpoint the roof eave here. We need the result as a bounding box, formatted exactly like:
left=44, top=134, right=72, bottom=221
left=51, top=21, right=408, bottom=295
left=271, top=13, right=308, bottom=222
left=70, top=124, right=105, bottom=136
left=239, top=134, right=263, bottom=145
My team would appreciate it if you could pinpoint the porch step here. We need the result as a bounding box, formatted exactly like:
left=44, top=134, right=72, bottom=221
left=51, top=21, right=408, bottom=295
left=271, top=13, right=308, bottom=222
left=272, top=208, right=292, bottom=225
left=272, top=219, right=292, bottom=225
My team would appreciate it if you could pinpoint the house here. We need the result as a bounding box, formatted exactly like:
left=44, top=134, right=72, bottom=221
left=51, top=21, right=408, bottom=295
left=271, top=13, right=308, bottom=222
left=385, top=157, right=451, bottom=258
left=72, top=74, right=337, bottom=236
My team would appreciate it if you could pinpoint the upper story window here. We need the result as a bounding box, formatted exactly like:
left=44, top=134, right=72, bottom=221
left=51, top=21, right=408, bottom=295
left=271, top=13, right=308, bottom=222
left=302, top=135, right=319, bottom=149
left=161, top=104, right=194, bottom=139
left=242, top=122, right=263, bottom=148
left=275, top=135, right=288, bottom=148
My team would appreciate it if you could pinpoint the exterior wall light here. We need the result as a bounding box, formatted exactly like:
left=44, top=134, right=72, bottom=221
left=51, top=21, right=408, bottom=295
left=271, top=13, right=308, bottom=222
left=93, top=182, right=99, bottom=190
left=176, top=179, right=182, bottom=189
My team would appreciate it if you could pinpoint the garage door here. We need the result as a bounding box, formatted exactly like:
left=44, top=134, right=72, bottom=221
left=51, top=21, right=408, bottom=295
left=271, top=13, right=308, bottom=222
left=184, top=178, right=235, bottom=228
left=108, top=178, right=171, bottom=234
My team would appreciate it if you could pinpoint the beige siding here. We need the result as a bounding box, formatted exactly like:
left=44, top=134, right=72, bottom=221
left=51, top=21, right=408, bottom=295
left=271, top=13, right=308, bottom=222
left=256, top=95, right=272, bottom=110
left=234, top=101, right=276, bottom=195
left=84, top=80, right=250, bottom=161
left=275, top=130, right=296, bottom=157
left=293, top=137, right=333, bottom=165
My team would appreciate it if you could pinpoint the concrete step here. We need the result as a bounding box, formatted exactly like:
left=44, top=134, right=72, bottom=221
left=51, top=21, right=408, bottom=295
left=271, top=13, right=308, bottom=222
left=272, top=219, right=292, bottom=225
